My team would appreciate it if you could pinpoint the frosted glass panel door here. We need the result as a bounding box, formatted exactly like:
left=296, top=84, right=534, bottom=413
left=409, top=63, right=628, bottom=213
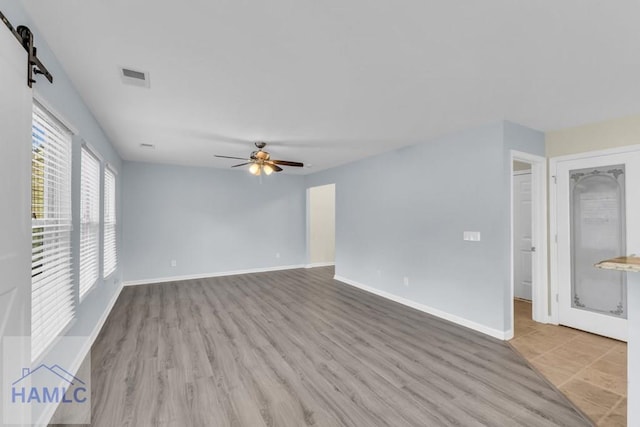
left=555, top=151, right=640, bottom=341
left=570, top=166, right=626, bottom=318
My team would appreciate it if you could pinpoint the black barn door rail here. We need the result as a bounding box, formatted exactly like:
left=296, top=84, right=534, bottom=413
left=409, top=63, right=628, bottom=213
left=1, top=10, right=53, bottom=88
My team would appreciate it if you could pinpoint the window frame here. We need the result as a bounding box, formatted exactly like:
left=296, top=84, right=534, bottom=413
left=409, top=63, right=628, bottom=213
left=103, top=164, right=117, bottom=278
left=78, top=143, right=102, bottom=300
left=31, top=100, right=75, bottom=361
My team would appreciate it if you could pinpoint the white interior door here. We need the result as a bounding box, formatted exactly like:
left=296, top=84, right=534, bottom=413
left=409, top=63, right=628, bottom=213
left=514, top=172, right=533, bottom=300
left=0, top=19, right=33, bottom=423
left=556, top=151, right=640, bottom=341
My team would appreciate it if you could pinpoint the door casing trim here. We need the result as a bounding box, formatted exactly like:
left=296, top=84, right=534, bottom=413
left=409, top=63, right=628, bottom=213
left=510, top=151, right=548, bottom=339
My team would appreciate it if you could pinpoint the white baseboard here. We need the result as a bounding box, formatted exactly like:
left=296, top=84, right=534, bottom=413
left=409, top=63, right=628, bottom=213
left=39, top=280, right=124, bottom=426
left=305, top=262, right=335, bottom=269
left=68, top=282, right=123, bottom=378
left=86, top=281, right=124, bottom=351
left=334, top=275, right=510, bottom=341
left=123, top=264, right=306, bottom=286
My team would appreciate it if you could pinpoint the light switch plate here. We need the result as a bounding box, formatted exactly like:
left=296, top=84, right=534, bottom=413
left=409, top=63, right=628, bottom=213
left=463, top=231, right=481, bottom=241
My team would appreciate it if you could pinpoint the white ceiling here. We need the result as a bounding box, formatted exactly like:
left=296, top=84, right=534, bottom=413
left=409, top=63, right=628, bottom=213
left=21, top=0, right=640, bottom=174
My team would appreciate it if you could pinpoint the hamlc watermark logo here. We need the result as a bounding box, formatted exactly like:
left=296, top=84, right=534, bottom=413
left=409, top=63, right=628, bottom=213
left=11, top=364, right=87, bottom=404
left=3, top=336, right=91, bottom=425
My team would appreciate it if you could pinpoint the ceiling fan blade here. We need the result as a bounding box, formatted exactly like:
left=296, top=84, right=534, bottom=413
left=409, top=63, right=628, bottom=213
left=231, top=162, right=251, bottom=168
left=271, top=160, right=304, bottom=167
left=267, top=163, right=283, bottom=172
left=215, top=155, right=249, bottom=160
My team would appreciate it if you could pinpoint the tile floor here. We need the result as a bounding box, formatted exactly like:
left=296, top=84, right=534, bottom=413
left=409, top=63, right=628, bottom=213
left=509, top=299, right=627, bottom=426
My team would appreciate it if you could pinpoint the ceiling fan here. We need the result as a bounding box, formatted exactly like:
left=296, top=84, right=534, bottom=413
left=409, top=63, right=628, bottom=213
left=215, top=142, right=304, bottom=176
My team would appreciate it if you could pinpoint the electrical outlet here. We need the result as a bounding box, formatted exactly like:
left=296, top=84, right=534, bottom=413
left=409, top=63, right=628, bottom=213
left=171, top=259, right=177, bottom=267
left=403, top=277, right=409, bottom=287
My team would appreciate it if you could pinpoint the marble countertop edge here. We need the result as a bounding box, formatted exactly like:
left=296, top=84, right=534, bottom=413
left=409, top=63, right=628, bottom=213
left=595, top=256, right=640, bottom=273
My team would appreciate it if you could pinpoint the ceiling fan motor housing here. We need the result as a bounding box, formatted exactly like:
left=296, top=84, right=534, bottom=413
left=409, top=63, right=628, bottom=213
left=216, top=141, right=302, bottom=172
left=255, top=151, right=270, bottom=160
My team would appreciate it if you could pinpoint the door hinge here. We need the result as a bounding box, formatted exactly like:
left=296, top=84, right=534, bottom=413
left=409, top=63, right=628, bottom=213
left=531, top=246, right=536, bottom=252
left=554, top=234, right=557, bottom=243
left=552, top=175, right=557, bottom=184
left=556, top=294, right=559, bottom=302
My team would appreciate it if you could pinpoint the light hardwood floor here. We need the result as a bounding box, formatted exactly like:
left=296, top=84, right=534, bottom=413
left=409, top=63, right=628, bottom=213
left=73, top=268, right=591, bottom=426
left=510, top=299, right=626, bottom=426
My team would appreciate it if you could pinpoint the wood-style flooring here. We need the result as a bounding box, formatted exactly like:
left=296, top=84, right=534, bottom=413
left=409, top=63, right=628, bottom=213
left=80, top=267, right=591, bottom=426
left=510, top=299, right=626, bottom=426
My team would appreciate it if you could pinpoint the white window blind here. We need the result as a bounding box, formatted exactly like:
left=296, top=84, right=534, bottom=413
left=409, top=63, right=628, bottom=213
left=103, top=167, right=117, bottom=277
left=31, top=102, right=74, bottom=361
left=79, top=146, right=101, bottom=299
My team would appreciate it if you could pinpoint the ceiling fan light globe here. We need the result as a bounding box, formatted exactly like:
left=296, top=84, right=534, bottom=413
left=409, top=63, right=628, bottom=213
left=249, top=163, right=260, bottom=175
left=263, top=164, right=274, bottom=175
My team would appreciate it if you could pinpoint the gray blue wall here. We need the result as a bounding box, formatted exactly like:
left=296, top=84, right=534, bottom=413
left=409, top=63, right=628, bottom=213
left=122, top=162, right=307, bottom=282
left=306, top=121, right=544, bottom=333
left=2, top=1, right=123, bottom=345
left=122, top=121, right=543, bottom=334
left=5, top=0, right=546, bottom=343
left=502, top=121, right=546, bottom=327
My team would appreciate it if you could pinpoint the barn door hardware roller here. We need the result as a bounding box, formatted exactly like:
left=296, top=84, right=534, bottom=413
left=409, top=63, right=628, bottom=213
left=1, top=10, right=53, bottom=88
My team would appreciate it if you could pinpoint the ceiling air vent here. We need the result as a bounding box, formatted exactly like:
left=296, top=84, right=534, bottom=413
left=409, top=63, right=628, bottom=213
left=120, top=67, right=150, bottom=88
left=140, top=143, right=155, bottom=149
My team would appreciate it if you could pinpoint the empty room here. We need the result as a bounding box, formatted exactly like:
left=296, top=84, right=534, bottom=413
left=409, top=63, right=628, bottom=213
left=1, top=1, right=639, bottom=426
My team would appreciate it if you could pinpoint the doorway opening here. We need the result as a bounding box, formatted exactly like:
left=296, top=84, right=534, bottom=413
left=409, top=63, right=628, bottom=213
left=513, top=161, right=533, bottom=302
left=510, top=151, right=548, bottom=340
left=306, top=184, right=336, bottom=268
